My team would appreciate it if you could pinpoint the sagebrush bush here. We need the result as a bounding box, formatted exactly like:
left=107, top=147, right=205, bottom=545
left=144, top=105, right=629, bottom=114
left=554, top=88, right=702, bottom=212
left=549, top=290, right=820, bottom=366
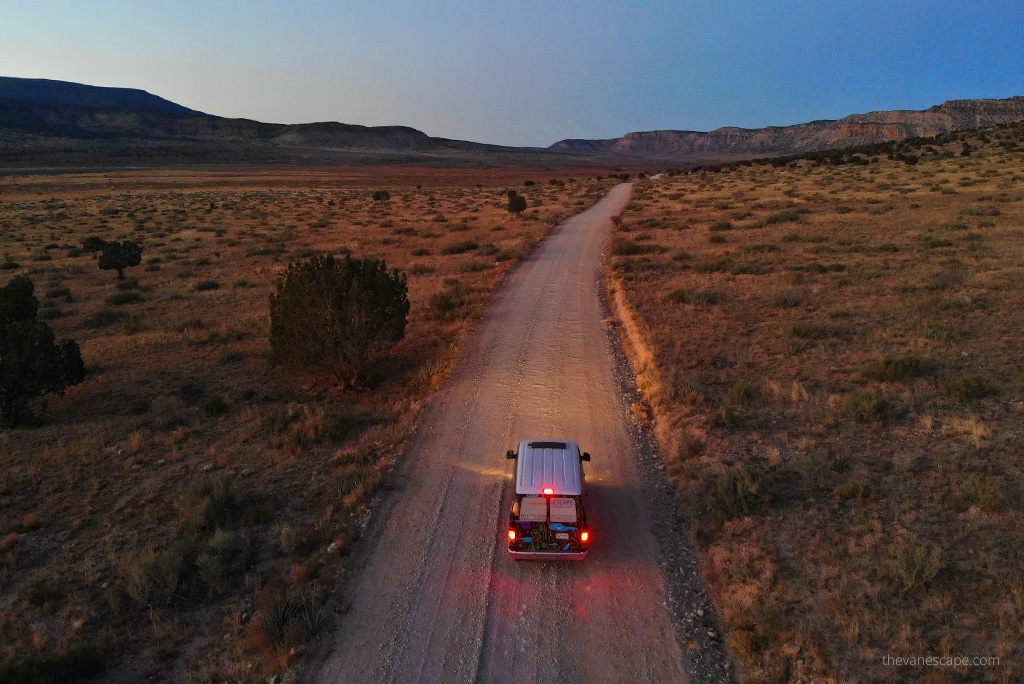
left=863, top=353, right=927, bottom=382
left=942, top=374, right=998, bottom=401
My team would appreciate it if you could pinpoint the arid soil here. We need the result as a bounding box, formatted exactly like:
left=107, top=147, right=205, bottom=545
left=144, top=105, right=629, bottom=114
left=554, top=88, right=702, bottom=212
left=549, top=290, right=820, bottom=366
left=312, top=185, right=730, bottom=684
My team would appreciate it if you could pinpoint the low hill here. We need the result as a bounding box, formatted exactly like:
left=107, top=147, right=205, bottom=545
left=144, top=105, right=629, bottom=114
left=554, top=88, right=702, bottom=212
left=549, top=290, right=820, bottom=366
left=550, top=96, right=1024, bottom=161
left=0, top=77, right=582, bottom=169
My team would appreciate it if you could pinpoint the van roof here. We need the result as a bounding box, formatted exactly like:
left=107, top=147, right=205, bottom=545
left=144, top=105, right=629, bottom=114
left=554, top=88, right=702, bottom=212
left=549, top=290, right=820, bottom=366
left=514, top=440, right=582, bottom=496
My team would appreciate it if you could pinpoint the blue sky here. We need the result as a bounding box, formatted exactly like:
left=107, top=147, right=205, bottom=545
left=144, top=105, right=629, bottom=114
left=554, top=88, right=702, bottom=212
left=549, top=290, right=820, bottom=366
left=1, top=1, right=1021, bottom=146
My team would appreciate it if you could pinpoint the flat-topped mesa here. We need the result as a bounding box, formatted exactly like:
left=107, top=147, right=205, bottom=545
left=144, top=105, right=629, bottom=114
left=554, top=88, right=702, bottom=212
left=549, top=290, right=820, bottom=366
left=549, top=95, right=1024, bottom=160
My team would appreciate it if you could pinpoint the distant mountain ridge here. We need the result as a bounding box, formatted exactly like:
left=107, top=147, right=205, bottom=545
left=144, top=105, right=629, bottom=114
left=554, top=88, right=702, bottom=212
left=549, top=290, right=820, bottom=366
left=0, top=76, right=578, bottom=168
left=0, top=76, right=207, bottom=117
left=549, top=96, right=1024, bottom=160
left=3, top=77, right=1023, bottom=168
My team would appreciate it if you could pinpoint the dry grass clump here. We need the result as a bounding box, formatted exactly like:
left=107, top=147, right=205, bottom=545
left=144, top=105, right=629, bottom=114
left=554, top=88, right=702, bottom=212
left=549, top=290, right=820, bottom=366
left=612, top=125, right=1024, bottom=682
left=0, top=167, right=611, bottom=682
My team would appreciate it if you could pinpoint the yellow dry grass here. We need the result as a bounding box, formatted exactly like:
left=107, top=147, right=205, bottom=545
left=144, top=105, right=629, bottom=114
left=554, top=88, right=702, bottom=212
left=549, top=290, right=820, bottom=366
left=611, top=127, right=1024, bottom=683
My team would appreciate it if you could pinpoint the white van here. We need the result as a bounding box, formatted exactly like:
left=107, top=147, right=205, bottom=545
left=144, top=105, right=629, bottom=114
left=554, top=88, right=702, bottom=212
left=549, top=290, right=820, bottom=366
left=505, top=440, right=591, bottom=561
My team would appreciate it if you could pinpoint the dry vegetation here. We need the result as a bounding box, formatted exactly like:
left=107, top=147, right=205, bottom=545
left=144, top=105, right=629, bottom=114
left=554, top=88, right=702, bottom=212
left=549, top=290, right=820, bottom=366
left=611, top=124, right=1024, bottom=683
left=0, top=168, right=612, bottom=682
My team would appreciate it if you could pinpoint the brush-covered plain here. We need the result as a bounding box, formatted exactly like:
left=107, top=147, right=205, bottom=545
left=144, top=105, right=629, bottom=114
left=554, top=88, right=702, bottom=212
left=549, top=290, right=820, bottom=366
left=613, top=127, right=1023, bottom=683
left=0, top=168, right=612, bottom=682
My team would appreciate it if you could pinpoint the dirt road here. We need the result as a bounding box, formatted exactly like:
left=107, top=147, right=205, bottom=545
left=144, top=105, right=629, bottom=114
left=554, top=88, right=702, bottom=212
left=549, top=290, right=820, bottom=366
left=314, top=184, right=721, bottom=683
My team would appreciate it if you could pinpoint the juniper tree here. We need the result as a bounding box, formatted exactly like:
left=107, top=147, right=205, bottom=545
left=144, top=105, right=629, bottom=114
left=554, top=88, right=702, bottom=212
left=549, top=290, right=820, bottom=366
left=0, top=275, right=85, bottom=426
left=269, top=254, right=409, bottom=388
left=98, top=240, right=143, bottom=279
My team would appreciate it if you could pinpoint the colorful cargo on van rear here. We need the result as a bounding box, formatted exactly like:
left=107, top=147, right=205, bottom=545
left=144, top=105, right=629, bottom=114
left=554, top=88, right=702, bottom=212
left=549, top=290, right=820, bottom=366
left=505, top=440, right=590, bottom=560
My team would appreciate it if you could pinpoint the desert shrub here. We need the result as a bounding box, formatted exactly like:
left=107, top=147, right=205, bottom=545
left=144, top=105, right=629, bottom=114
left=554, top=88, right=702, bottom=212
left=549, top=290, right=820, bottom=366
left=459, top=260, right=488, bottom=273
left=773, top=291, right=801, bottom=308
left=919, top=235, right=954, bottom=249
left=888, top=536, right=944, bottom=593
left=709, top=220, right=733, bottom=231
left=243, top=576, right=327, bottom=674
left=863, top=353, right=927, bottom=382
left=105, top=291, right=143, bottom=306
left=790, top=323, right=850, bottom=340
left=0, top=275, right=85, bottom=426
left=708, top=405, right=737, bottom=429
left=175, top=474, right=245, bottom=530
left=727, top=382, right=757, bottom=405
left=942, top=375, right=998, bottom=401
left=372, top=190, right=391, bottom=202
left=495, top=243, right=528, bottom=262
left=428, top=280, right=474, bottom=322
left=269, top=254, right=408, bottom=388
left=765, top=208, right=807, bottom=224
left=613, top=238, right=661, bottom=255
left=203, top=396, right=230, bottom=416
left=697, top=464, right=771, bottom=531
left=264, top=403, right=371, bottom=452
left=506, top=191, right=528, bottom=215
left=835, top=479, right=871, bottom=500
left=923, top=324, right=961, bottom=341
left=668, top=288, right=719, bottom=305
left=81, top=308, right=122, bottom=329
left=194, top=280, right=221, bottom=292
left=98, top=239, right=143, bottom=279
left=842, top=391, right=892, bottom=423
left=411, top=247, right=430, bottom=256
left=961, top=474, right=1004, bottom=512
left=441, top=240, right=479, bottom=255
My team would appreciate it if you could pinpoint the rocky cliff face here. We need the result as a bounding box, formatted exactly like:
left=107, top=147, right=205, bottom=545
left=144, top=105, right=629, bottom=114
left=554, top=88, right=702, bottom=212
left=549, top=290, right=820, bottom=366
left=550, top=96, right=1024, bottom=160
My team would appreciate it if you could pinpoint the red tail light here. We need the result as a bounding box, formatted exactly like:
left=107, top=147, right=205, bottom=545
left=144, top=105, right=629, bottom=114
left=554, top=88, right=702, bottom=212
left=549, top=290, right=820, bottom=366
left=543, top=488, right=554, bottom=495
left=580, top=531, right=589, bottom=543
left=508, top=529, right=516, bottom=541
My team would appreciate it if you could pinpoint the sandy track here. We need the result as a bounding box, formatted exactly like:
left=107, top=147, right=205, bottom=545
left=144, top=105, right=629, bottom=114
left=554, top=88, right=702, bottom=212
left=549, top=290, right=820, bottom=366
left=314, top=184, right=698, bottom=684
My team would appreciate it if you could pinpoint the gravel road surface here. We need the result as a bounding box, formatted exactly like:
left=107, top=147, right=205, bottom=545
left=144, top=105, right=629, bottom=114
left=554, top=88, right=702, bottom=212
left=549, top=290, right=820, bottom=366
left=314, top=184, right=728, bottom=684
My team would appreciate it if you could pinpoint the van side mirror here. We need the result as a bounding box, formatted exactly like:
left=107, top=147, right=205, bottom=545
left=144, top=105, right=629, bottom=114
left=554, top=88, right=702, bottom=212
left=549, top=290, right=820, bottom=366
left=506, top=450, right=517, bottom=459
left=581, top=452, right=591, bottom=461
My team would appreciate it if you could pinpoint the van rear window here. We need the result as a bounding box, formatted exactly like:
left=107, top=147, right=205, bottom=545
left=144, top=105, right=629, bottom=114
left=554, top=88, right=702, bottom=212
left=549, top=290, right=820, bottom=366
left=549, top=497, right=577, bottom=523
left=519, top=496, right=548, bottom=522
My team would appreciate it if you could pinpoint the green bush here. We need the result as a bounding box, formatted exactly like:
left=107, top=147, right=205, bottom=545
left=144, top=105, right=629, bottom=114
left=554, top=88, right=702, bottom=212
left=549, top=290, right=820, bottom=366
left=269, top=254, right=408, bottom=388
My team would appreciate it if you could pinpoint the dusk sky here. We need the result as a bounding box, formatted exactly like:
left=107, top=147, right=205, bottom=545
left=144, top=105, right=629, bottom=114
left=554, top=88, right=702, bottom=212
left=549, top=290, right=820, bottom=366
left=1, top=1, right=1022, bottom=146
